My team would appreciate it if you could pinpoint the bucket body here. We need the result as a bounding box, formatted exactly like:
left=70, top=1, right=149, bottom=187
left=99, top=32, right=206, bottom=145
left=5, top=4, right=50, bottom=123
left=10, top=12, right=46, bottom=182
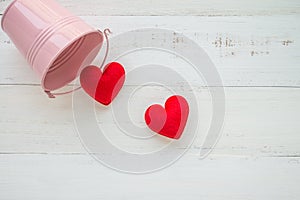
left=1, top=0, right=103, bottom=91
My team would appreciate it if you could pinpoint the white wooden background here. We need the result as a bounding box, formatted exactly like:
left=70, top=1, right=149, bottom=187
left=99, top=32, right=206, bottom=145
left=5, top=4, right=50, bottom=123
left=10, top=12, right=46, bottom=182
left=1, top=0, right=300, bottom=199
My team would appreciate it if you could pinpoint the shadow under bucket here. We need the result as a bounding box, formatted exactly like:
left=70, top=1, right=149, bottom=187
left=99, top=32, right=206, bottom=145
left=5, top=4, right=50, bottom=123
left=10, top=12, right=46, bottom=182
left=1, top=0, right=104, bottom=91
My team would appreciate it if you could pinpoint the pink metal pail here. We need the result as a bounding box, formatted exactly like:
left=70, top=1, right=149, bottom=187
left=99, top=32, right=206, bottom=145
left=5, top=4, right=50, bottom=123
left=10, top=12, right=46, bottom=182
left=1, top=0, right=103, bottom=91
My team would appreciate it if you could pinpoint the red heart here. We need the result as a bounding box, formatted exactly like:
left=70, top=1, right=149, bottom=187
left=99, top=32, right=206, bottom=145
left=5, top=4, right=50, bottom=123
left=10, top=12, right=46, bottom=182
left=145, top=95, right=189, bottom=139
left=80, top=62, right=125, bottom=106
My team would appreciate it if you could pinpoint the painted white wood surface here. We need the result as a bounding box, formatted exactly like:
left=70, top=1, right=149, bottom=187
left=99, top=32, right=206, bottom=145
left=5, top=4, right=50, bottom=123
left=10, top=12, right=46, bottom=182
left=0, top=86, right=300, bottom=157
left=0, top=155, right=299, bottom=200
left=1, top=0, right=300, bottom=16
left=1, top=16, right=299, bottom=86
left=0, top=0, right=300, bottom=199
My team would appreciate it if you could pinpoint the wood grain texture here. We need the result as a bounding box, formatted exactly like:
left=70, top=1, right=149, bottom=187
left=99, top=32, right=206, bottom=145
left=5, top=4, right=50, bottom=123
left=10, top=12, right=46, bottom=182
left=1, top=0, right=300, bottom=16
left=0, top=155, right=299, bottom=200
left=1, top=15, right=299, bottom=86
left=0, top=86, right=299, bottom=157
left=0, top=0, right=299, bottom=199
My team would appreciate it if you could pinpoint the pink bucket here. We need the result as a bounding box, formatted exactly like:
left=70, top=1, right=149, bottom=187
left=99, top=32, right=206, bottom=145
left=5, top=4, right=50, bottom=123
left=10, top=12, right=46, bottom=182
left=1, top=0, right=103, bottom=91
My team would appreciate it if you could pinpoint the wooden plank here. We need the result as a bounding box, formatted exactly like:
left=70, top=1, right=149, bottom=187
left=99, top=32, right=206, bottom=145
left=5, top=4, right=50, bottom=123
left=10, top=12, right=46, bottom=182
left=0, top=154, right=299, bottom=200
left=1, top=0, right=300, bottom=16
left=0, top=85, right=299, bottom=157
left=1, top=16, right=299, bottom=86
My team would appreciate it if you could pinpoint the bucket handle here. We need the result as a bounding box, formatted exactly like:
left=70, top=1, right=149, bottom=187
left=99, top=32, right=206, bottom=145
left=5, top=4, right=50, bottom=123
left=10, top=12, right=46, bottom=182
left=44, top=28, right=112, bottom=98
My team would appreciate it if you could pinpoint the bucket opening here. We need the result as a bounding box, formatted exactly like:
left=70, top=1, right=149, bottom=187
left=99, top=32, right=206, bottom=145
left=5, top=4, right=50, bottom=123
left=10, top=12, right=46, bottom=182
left=43, top=31, right=103, bottom=91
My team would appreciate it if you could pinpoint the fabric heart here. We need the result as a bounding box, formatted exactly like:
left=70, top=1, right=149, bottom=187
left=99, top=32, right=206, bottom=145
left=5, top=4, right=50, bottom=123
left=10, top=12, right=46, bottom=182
left=80, top=62, right=125, bottom=105
left=145, top=95, right=189, bottom=139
